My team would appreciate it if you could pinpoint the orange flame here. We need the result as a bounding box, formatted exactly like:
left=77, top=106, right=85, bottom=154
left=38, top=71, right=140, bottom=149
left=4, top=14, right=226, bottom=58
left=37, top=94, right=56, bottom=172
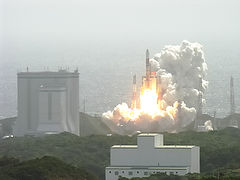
left=140, top=89, right=159, bottom=116
left=128, top=88, right=178, bottom=121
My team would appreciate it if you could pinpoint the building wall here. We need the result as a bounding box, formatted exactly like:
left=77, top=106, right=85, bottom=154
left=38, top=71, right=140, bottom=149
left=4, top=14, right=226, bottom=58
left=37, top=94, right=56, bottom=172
left=106, top=167, right=189, bottom=180
left=14, top=71, right=79, bottom=136
left=38, top=88, right=67, bottom=132
left=111, top=147, right=192, bottom=167
left=107, top=134, right=200, bottom=180
left=137, top=134, right=163, bottom=148
left=191, top=146, right=200, bottom=173
left=111, top=135, right=193, bottom=168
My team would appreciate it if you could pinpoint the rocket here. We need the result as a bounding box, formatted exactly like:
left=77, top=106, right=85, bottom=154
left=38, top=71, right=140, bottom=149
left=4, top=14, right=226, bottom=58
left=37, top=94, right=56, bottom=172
left=131, top=74, right=137, bottom=110
left=145, top=49, right=151, bottom=89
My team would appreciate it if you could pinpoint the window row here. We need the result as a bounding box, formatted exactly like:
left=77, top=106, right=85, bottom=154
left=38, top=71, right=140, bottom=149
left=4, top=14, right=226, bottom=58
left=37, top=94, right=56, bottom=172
left=108, top=170, right=179, bottom=176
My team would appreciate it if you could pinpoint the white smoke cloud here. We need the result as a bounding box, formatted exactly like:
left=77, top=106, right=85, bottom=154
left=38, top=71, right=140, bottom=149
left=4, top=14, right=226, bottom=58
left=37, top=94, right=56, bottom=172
left=102, top=40, right=208, bottom=133
left=156, top=41, right=207, bottom=107
left=204, top=120, right=213, bottom=131
left=103, top=103, right=132, bottom=123
left=197, top=120, right=213, bottom=132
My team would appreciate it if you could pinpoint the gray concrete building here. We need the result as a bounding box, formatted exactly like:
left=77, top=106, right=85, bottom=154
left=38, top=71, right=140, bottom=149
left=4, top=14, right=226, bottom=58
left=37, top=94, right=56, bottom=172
left=106, top=133, right=200, bottom=180
left=14, top=69, right=79, bottom=136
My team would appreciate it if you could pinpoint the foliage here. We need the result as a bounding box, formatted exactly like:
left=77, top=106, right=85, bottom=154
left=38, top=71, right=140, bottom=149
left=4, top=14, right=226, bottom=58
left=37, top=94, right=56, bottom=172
left=79, top=112, right=112, bottom=136
left=0, top=156, right=97, bottom=180
left=0, top=128, right=240, bottom=180
left=0, top=132, right=136, bottom=179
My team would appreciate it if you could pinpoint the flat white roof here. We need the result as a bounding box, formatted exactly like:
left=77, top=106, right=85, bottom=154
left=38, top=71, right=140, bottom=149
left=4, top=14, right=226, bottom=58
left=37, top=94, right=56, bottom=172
left=138, top=133, right=160, bottom=137
left=112, top=145, right=138, bottom=149
left=155, top=145, right=195, bottom=149
left=18, top=71, right=79, bottom=78
left=111, top=145, right=195, bottom=149
left=106, top=166, right=189, bottom=170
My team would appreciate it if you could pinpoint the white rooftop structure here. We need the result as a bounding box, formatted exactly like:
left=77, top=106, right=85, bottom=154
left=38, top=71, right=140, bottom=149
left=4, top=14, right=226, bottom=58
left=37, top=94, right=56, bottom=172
left=14, top=70, right=79, bottom=136
left=106, top=133, right=199, bottom=180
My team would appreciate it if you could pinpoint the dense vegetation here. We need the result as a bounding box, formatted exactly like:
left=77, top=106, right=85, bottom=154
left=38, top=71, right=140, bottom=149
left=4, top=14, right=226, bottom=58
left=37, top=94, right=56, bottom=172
left=0, top=132, right=136, bottom=179
left=0, top=156, right=97, bottom=180
left=79, top=112, right=112, bottom=136
left=0, top=128, right=240, bottom=180
left=0, top=117, right=16, bottom=137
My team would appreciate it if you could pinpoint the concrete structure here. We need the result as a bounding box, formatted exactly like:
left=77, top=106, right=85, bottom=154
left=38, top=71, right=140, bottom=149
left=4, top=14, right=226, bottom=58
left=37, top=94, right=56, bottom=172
left=14, top=69, right=79, bottom=136
left=230, top=76, right=235, bottom=115
left=194, top=77, right=203, bottom=130
left=106, top=133, right=199, bottom=180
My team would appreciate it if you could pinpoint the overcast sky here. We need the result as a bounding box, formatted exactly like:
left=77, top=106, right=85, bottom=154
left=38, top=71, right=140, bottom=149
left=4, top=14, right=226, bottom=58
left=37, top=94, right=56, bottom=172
left=1, top=0, right=240, bottom=46
left=0, top=0, right=240, bottom=117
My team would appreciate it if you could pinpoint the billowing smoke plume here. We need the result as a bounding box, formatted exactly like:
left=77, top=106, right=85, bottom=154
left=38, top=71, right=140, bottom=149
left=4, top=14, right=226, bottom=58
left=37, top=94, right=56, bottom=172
left=103, top=40, right=208, bottom=133
left=203, top=120, right=213, bottom=131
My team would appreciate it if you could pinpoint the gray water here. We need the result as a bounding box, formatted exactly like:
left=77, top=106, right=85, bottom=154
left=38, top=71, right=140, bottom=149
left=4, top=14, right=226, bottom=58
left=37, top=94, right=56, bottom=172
left=0, top=39, right=240, bottom=119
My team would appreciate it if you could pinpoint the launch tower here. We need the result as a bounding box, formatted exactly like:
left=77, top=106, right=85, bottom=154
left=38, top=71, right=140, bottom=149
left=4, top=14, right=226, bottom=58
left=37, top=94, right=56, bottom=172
left=230, top=76, right=235, bottom=115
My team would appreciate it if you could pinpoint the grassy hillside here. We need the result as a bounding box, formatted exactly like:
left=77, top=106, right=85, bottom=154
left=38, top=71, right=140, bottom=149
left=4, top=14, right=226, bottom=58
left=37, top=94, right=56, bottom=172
left=0, top=117, right=16, bottom=137
left=0, top=128, right=240, bottom=179
left=0, top=113, right=112, bottom=137
left=166, top=128, right=240, bottom=173
left=0, top=132, right=136, bottom=179
left=217, top=113, right=240, bottom=129
left=0, top=156, right=97, bottom=180
left=79, top=112, right=112, bottom=136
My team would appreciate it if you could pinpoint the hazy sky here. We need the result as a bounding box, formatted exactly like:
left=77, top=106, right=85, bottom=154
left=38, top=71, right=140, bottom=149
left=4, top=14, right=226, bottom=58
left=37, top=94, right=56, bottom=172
left=2, top=0, right=240, bottom=46
left=0, top=0, right=240, bottom=117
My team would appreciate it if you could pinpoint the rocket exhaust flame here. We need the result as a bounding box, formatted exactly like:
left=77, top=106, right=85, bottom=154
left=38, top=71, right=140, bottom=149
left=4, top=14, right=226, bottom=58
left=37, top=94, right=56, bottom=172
left=140, top=89, right=158, bottom=115
left=103, top=41, right=208, bottom=133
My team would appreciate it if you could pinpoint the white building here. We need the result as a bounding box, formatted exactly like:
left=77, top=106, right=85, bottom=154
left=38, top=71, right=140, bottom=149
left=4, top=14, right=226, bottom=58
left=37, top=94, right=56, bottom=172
left=14, top=69, right=79, bottom=136
left=106, top=133, right=199, bottom=180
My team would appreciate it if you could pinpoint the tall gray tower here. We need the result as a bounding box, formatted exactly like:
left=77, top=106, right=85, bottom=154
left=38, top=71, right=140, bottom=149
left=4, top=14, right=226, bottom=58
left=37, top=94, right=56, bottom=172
left=229, top=76, right=238, bottom=128
left=194, top=77, right=203, bottom=130
left=14, top=69, right=80, bottom=136
left=230, top=76, right=235, bottom=115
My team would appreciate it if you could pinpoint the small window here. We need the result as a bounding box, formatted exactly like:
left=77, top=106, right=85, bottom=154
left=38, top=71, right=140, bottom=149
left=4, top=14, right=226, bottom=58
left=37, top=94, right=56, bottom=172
left=170, top=172, right=174, bottom=175
left=137, top=171, right=139, bottom=174
left=115, top=171, right=119, bottom=175
left=122, top=171, right=124, bottom=173
left=128, top=171, right=133, bottom=176
left=144, top=172, right=148, bottom=176
left=109, top=171, right=111, bottom=173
